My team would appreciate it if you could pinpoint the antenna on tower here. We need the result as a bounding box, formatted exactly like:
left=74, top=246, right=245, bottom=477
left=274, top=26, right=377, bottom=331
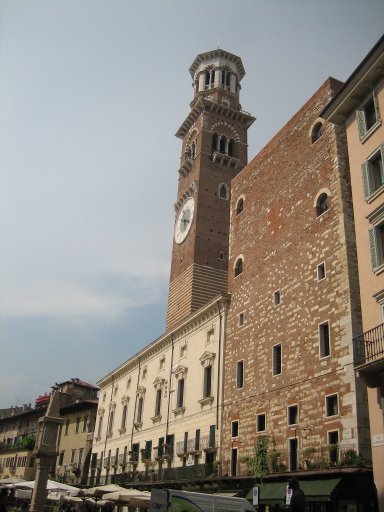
left=217, top=36, right=220, bottom=49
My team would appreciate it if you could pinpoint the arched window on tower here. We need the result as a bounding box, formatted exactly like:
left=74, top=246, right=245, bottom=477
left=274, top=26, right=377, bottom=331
left=212, top=133, right=219, bottom=154
left=236, top=197, right=244, bottom=215
left=219, top=184, right=229, bottom=200
left=228, top=138, right=234, bottom=156
left=205, top=69, right=215, bottom=90
left=219, top=137, right=226, bottom=154
left=316, top=193, right=329, bottom=216
left=311, top=122, right=323, bottom=143
left=191, top=141, right=196, bottom=159
left=235, top=258, right=243, bottom=277
left=221, top=69, right=231, bottom=91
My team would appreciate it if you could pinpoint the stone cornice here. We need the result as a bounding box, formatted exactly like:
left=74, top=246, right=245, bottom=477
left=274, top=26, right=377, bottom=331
left=97, top=292, right=231, bottom=388
left=176, top=98, right=255, bottom=139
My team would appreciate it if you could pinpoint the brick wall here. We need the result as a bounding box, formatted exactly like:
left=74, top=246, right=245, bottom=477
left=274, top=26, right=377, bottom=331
left=222, top=78, right=369, bottom=470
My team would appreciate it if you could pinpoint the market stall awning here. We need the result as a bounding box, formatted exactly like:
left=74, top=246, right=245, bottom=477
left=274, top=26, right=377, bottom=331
left=246, top=479, right=341, bottom=504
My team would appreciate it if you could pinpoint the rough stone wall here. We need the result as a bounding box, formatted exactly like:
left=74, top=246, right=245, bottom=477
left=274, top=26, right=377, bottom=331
left=223, top=78, right=370, bottom=469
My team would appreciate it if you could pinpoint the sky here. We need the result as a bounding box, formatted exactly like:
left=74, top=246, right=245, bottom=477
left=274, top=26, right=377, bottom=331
left=0, top=0, right=383, bottom=408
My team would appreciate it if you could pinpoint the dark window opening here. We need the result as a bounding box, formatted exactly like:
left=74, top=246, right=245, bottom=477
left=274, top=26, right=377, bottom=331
left=326, top=394, right=338, bottom=417
left=257, top=414, right=266, bottom=432
left=235, top=258, right=243, bottom=276
left=288, top=405, right=298, bottom=425
left=236, top=360, right=244, bottom=389
left=312, top=122, right=323, bottom=143
left=317, top=193, right=329, bottom=216
left=236, top=198, right=244, bottom=215
left=320, top=322, right=330, bottom=357
left=273, top=344, right=282, bottom=376
left=231, top=421, right=239, bottom=438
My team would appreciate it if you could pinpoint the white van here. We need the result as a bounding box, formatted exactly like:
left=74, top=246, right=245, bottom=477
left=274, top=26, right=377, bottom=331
left=149, top=489, right=256, bottom=512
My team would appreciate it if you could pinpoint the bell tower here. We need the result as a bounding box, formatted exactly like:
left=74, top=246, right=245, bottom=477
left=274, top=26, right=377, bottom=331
left=166, top=49, right=254, bottom=330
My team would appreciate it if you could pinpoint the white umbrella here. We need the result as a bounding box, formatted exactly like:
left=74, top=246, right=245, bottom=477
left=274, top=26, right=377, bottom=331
left=102, top=489, right=151, bottom=508
left=9, top=480, right=79, bottom=494
left=84, top=484, right=124, bottom=496
left=0, top=477, right=26, bottom=485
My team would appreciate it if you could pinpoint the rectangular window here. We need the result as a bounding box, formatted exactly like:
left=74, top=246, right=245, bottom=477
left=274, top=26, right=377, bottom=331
left=289, top=438, right=298, bottom=471
left=231, top=448, right=238, bottom=476
left=70, top=449, right=76, bottom=464
left=195, top=429, right=200, bottom=451
left=58, top=451, right=65, bottom=465
left=369, top=222, right=384, bottom=272
left=155, top=389, right=162, bottom=417
left=239, top=312, right=244, bottom=326
left=78, top=448, right=84, bottom=467
left=236, top=360, right=244, bottom=389
left=231, top=420, right=239, bottom=438
left=362, top=145, right=384, bottom=199
left=83, top=416, right=88, bottom=432
left=177, top=378, right=185, bottom=408
left=326, top=394, right=339, bottom=417
left=75, top=417, right=81, bottom=433
left=317, top=262, right=326, bottom=281
left=137, top=397, right=144, bottom=423
left=256, top=413, right=266, bottom=432
left=203, top=365, right=212, bottom=398
left=64, top=419, right=70, bottom=435
left=328, top=431, right=339, bottom=463
left=272, top=343, right=282, bottom=376
left=107, top=410, right=114, bottom=435
left=274, top=290, right=281, bottom=306
left=97, top=416, right=103, bottom=438
left=144, top=440, right=152, bottom=460
left=357, top=93, right=380, bottom=139
left=121, top=404, right=128, bottom=429
left=288, top=405, right=298, bottom=425
left=319, top=321, right=330, bottom=358
left=209, top=425, right=215, bottom=449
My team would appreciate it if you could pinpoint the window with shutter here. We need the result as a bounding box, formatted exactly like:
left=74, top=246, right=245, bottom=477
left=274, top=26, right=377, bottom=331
left=356, top=92, right=381, bottom=140
left=362, top=146, right=384, bottom=200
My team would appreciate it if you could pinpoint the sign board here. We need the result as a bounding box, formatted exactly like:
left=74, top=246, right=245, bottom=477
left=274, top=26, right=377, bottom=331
left=286, top=485, right=293, bottom=505
left=252, top=486, right=259, bottom=506
left=373, top=434, right=384, bottom=446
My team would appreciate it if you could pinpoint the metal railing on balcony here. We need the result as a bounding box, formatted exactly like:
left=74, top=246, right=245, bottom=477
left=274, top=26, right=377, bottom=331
left=187, top=438, right=200, bottom=452
left=200, top=436, right=216, bottom=451
left=221, top=443, right=371, bottom=477
left=176, top=441, right=187, bottom=455
left=353, top=323, right=384, bottom=367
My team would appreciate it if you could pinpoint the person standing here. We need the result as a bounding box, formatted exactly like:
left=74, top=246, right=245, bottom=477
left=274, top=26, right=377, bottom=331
left=288, top=477, right=306, bottom=512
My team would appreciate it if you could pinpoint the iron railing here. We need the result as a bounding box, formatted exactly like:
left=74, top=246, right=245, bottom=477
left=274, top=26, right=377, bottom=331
left=221, top=443, right=371, bottom=477
left=353, top=323, right=384, bottom=367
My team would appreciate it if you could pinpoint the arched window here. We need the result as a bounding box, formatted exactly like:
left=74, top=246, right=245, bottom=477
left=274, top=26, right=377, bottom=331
left=212, top=133, right=219, bottom=154
left=191, top=141, right=196, bottom=159
left=205, top=69, right=215, bottom=90
left=219, top=184, right=229, bottom=199
left=219, top=137, right=226, bottom=153
left=221, top=69, right=231, bottom=90
left=312, top=122, right=323, bottom=143
left=316, top=193, right=329, bottom=216
left=228, top=139, right=234, bottom=156
left=235, top=258, right=243, bottom=276
left=236, top=198, right=244, bottom=215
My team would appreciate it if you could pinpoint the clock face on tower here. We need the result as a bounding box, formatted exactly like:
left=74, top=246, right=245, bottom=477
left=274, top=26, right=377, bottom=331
left=174, top=197, right=195, bottom=244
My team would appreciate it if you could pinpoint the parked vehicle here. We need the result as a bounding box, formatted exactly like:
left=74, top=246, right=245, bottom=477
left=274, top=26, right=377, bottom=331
left=149, top=489, right=256, bottom=512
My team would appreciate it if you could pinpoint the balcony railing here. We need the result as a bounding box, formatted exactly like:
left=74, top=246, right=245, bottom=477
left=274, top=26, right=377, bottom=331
left=200, top=436, right=216, bottom=451
left=221, top=443, right=371, bottom=477
left=353, top=323, right=384, bottom=367
left=109, top=462, right=212, bottom=485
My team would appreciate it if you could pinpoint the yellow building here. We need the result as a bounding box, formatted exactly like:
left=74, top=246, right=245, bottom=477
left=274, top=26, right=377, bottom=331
left=322, top=35, right=384, bottom=512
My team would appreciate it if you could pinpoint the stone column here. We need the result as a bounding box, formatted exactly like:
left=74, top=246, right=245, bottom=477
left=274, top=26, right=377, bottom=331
left=30, top=388, right=64, bottom=512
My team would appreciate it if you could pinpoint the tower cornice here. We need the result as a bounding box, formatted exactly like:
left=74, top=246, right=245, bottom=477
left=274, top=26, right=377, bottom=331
left=176, top=97, right=255, bottom=139
left=189, top=49, right=245, bottom=80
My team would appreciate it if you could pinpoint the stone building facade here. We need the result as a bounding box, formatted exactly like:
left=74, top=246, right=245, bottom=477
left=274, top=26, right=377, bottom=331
left=90, top=295, right=229, bottom=485
left=222, top=77, right=371, bottom=477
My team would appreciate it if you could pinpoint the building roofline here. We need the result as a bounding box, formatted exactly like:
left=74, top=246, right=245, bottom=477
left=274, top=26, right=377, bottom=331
left=189, top=49, right=245, bottom=80
left=321, top=34, right=384, bottom=122
left=97, top=292, right=231, bottom=387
